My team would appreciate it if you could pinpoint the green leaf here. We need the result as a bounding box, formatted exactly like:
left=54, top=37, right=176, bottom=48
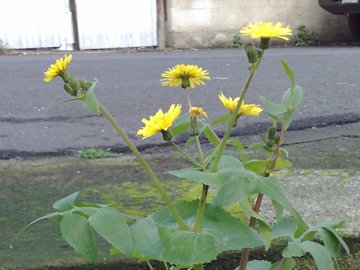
left=170, top=114, right=190, bottom=136
left=53, top=192, right=79, bottom=211
left=211, top=112, right=231, bottom=126
left=131, top=201, right=263, bottom=264
left=203, top=125, right=220, bottom=146
left=259, top=220, right=272, bottom=251
left=280, top=60, right=296, bottom=91
left=60, top=214, right=97, bottom=263
left=246, top=260, right=271, bottom=270
left=82, top=82, right=100, bottom=116
left=270, top=258, right=296, bottom=270
left=283, top=242, right=306, bottom=257
left=168, top=155, right=243, bottom=186
left=244, top=158, right=292, bottom=176
left=281, top=85, right=304, bottom=110
left=300, top=241, right=335, bottom=270
left=130, top=216, right=162, bottom=260
left=248, top=143, right=268, bottom=151
left=89, top=206, right=132, bottom=257
left=272, top=218, right=297, bottom=239
left=158, top=226, right=218, bottom=265
left=259, top=96, right=287, bottom=118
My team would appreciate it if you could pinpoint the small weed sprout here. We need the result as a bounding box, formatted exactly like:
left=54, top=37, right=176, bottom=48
left=77, top=147, right=119, bottom=159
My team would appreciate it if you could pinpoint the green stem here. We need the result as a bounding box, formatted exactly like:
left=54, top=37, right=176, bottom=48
left=193, top=184, right=209, bottom=232
left=184, top=88, right=192, bottom=108
left=98, top=102, right=187, bottom=231
left=195, top=136, right=205, bottom=166
left=170, top=141, right=205, bottom=170
left=211, top=52, right=264, bottom=173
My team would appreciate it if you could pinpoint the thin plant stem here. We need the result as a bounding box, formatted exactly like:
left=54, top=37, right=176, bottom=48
left=146, top=261, right=154, bottom=270
left=210, top=51, right=264, bottom=173
left=195, top=136, right=205, bottom=166
left=239, top=127, right=285, bottom=270
left=193, top=184, right=209, bottom=232
left=163, top=261, right=170, bottom=270
left=170, top=141, right=205, bottom=169
left=184, top=88, right=192, bottom=108
left=98, top=102, right=187, bottom=231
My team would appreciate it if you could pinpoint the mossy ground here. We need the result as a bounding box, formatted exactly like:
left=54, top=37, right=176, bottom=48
left=1, top=135, right=360, bottom=269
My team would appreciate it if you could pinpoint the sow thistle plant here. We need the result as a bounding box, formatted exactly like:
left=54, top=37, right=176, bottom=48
left=24, top=22, right=349, bottom=270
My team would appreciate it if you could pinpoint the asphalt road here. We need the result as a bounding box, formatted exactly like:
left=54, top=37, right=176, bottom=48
left=0, top=47, right=360, bottom=157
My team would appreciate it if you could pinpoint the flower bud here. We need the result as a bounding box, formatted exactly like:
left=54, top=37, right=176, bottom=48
left=274, top=135, right=281, bottom=145
left=244, top=43, right=259, bottom=64
left=190, top=116, right=199, bottom=136
left=268, top=127, right=276, bottom=140
left=63, top=82, right=77, bottom=96
left=161, top=130, right=173, bottom=141
left=181, top=78, right=190, bottom=89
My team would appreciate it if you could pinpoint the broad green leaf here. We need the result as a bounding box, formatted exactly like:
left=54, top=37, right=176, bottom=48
left=319, top=228, right=342, bottom=261
left=300, top=241, right=335, bottom=270
left=60, top=214, right=97, bottom=263
left=203, top=125, right=220, bottom=146
left=270, top=258, right=296, bottom=270
left=244, top=157, right=292, bottom=176
left=248, top=143, right=268, bottom=151
left=283, top=242, right=306, bottom=257
left=272, top=199, right=284, bottom=221
left=132, top=201, right=263, bottom=264
left=272, top=218, right=297, bottom=239
left=53, top=191, right=79, bottom=211
left=259, top=220, right=272, bottom=251
left=211, top=112, right=231, bottom=126
left=260, top=96, right=287, bottom=118
left=130, top=217, right=162, bottom=260
left=89, top=206, right=132, bottom=257
left=168, top=155, right=243, bottom=186
left=283, top=109, right=294, bottom=131
left=281, top=85, right=304, bottom=110
left=82, top=82, right=100, bottom=116
left=246, top=260, right=271, bottom=270
left=170, top=114, right=190, bottom=136
left=158, top=226, right=218, bottom=265
left=280, top=60, right=296, bottom=91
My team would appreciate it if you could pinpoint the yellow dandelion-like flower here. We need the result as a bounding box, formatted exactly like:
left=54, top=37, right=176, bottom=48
left=240, top=22, right=292, bottom=41
left=219, top=93, right=262, bottom=116
left=44, top=54, right=72, bottom=82
left=137, top=104, right=182, bottom=139
left=189, top=107, right=208, bottom=119
left=161, top=64, right=210, bottom=89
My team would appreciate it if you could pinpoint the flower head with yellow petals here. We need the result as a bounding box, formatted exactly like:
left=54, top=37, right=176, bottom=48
left=219, top=93, right=262, bottom=117
left=161, top=64, right=210, bottom=89
left=189, top=107, right=208, bottom=119
left=44, top=54, right=72, bottom=82
left=240, top=22, right=292, bottom=41
left=137, top=104, right=182, bottom=140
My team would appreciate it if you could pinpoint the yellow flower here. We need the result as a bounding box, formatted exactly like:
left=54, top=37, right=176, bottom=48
left=240, top=22, right=292, bottom=41
left=44, top=54, right=72, bottom=82
left=161, top=64, right=210, bottom=89
left=189, top=107, right=208, bottom=119
left=219, top=93, right=262, bottom=116
left=137, top=104, right=182, bottom=139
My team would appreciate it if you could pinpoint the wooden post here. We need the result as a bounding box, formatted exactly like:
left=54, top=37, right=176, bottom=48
left=157, top=0, right=166, bottom=49
left=69, top=0, right=80, bottom=50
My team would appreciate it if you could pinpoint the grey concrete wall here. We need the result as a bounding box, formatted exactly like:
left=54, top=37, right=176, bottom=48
left=165, top=0, right=350, bottom=49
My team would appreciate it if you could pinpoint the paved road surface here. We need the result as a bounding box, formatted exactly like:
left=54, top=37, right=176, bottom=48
left=0, top=47, right=359, bottom=157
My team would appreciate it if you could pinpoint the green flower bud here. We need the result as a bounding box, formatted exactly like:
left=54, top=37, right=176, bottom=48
left=190, top=116, right=199, bottom=136
left=181, top=78, right=190, bottom=89
left=244, top=43, right=259, bottom=64
left=161, top=130, right=173, bottom=141
left=266, top=139, right=275, bottom=148
left=274, top=135, right=281, bottom=145
left=63, top=82, right=77, bottom=96
left=268, top=127, right=276, bottom=140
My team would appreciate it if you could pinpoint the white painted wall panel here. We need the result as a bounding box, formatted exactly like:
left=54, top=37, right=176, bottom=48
left=0, top=0, right=73, bottom=49
left=76, top=0, right=157, bottom=49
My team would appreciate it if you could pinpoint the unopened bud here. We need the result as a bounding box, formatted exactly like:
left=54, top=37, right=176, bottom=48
left=268, top=127, right=276, bottom=140
left=190, top=116, right=199, bottom=136
left=274, top=135, right=281, bottom=144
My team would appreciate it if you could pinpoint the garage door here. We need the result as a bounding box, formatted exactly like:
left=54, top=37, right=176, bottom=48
left=76, top=0, right=157, bottom=49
